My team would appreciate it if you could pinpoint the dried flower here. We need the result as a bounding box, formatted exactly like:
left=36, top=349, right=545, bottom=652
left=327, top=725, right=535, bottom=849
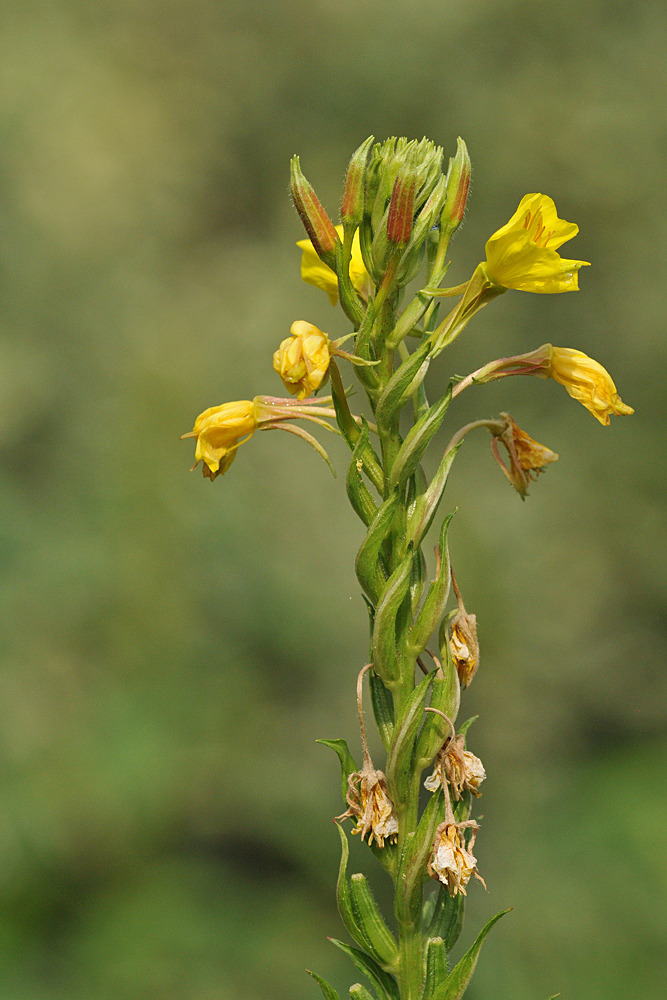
left=550, top=347, right=634, bottom=425
left=424, top=737, right=486, bottom=800
left=449, top=570, right=479, bottom=688
left=297, top=226, right=371, bottom=306
left=490, top=413, right=558, bottom=498
left=428, top=822, right=484, bottom=897
left=484, top=194, right=590, bottom=293
left=273, top=321, right=331, bottom=400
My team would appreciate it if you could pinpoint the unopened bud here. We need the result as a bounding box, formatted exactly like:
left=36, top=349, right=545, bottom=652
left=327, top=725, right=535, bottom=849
left=341, top=135, right=374, bottom=226
left=273, top=321, right=330, bottom=401
left=386, top=158, right=417, bottom=246
left=441, top=137, right=471, bottom=232
left=290, top=156, right=339, bottom=263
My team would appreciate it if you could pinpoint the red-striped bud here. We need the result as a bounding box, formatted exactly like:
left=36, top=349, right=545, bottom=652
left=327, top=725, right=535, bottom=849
left=341, top=135, right=374, bottom=226
left=290, top=156, right=339, bottom=262
left=386, top=168, right=416, bottom=246
left=441, top=137, right=471, bottom=232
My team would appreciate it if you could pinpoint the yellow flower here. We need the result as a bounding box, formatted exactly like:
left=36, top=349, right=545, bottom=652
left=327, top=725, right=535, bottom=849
left=428, top=823, right=482, bottom=897
left=551, top=347, right=634, bottom=425
left=273, top=321, right=330, bottom=400
left=181, top=400, right=256, bottom=480
left=297, top=226, right=371, bottom=305
left=484, top=194, right=590, bottom=293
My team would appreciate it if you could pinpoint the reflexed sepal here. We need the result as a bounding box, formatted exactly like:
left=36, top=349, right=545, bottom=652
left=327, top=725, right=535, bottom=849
left=394, top=788, right=444, bottom=926
left=407, top=513, right=455, bottom=659
left=432, top=910, right=511, bottom=1000
left=307, top=970, right=342, bottom=1000
left=407, top=445, right=461, bottom=550
left=426, top=886, right=465, bottom=952
left=334, top=823, right=370, bottom=952
left=349, top=874, right=399, bottom=969
left=329, top=939, right=400, bottom=1000
left=422, top=937, right=448, bottom=1000
left=369, top=670, right=394, bottom=751
left=386, top=670, right=436, bottom=808
left=389, top=385, right=453, bottom=489
left=372, top=548, right=414, bottom=685
left=355, top=490, right=399, bottom=606
left=375, top=340, right=431, bottom=429
left=317, top=740, right=358, bottom=803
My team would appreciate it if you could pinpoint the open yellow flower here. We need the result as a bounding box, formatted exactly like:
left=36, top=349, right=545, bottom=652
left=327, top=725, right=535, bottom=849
left=181, top=400, right=257, bottom=480
left=484, top=194, right=590, bottom=293
left=297, top=226, right=371, bottom=305
left=551, top=347, right=634, bottom=425
left=273, top=321, right=330, bottom=400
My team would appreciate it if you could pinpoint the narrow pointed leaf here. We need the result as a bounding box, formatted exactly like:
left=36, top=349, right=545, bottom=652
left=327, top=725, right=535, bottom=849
left=458, top=715, right=479, bottom=738
left=328, top=939, right=400, bottom=1000
left=369, top=670, right=394, bottom=751
left=407, top=513, right=455, bottom=658
left=375, top=340, right=431, bottom=428
left=386, top=669, right=436, bottom=808
left=372, top=548, right=413, bottom=685
left=395, top=788, right=445, bottom=926
left=355, top=490, right=399, bottom=605
left=334, top=823, right=370, bottom=952
left=407, top=444, right=461, bottom=550
left=317, top=740, right=358, bottom=803
left=347, top=423, right=379, bottom=526
left=433, top=910, right=511, bottom=1000
left=389, top=385, right=453, bottom=489
left=427, top=886, right=465, bottom=952
left=307, top=970, right=342, bottom=1000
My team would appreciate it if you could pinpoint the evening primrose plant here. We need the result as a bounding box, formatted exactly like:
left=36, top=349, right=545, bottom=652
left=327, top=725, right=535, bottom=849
left=182, top=136, right=633, bottom=1000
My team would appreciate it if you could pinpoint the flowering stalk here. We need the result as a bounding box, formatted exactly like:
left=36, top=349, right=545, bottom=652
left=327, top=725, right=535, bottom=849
left=182, top=135, right=634, bottom=1000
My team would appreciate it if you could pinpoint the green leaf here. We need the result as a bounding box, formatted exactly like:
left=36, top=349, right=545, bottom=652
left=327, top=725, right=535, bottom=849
left=414, top=662, right=460, bottom=772
left=375, top=340, right=431, bottom=429
left=333, top=822, right=370, bottom=953
left=307, top=970, right=341, bottom=1000
left=349, top=874, right=399, bottom=968
left=346, top=419, right=384, bottom=522
left=426, top=886, right=465, bottom=952
left=394, top=788, right=445, bottom=926
left=458, top=716, right=478, bottom=738
left=329, top=939, right=400, bottom=1000
left=349, top=985, right=377, bottom=1000
left=317, top=740, right=358, bottom=804
left=407, top=513, right=455, bottom=659
left=372, top=548, right=413, bottom=685
left=386, top=669, right=436, bottom=809
left=407, top=444, right=461, bottom=550
left=422, top=937, right=448, bottom=1000
left=355, top=490, right=399, bottom=606
left=389, top=385, right=453, bottom=489
left=433, top=910, right=511, bottom=1000
left=369, top=670, right=394, bottom=751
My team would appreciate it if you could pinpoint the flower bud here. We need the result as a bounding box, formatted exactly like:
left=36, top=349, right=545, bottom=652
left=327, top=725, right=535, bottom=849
left=441, top=137, right=471, bottom=232
left=386, top=165, right=417, bottom=246
left=551, top=347, right=634, bottom=425
left=341, top=135, right=374, bottom=226
left=290, top=156, right=339, bottom=264
left=273, top=321, right=331, bottom=400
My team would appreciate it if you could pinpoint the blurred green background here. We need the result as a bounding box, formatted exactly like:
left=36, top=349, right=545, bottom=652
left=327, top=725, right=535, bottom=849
left=0, top=0, right=665, bottom=997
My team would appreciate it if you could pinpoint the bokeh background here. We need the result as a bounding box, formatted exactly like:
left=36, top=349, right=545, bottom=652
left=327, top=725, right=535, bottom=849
left=0, top=0, right=665, bottom=997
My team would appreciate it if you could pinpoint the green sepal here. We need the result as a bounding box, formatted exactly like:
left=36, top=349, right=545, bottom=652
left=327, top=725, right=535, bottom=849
left=328, top=939, right=400, bottom=1000
left=369, top=670, right=394, bottom=751
left=407, top=513, right=455, bottom=659
left=386, top=669, right=436, bottom=808
left=375, top=340, right=431, bottom=429
left=355, top=490, right=399, bottom=606
left=307, top=970, right=342, bottom=1000
left=348, top=985, right=376, bottom=1000
left=317, top=740, right=358, bottom=804
left=407, top=444, right=461, bottom=550
left=347, top=423, right=379, bottom=527
left=426, top=886, right=465, bottom=952
left=432, top=910, right=511, bottom=1000
left=389, top=385, right=453, bottom=489
left=422, top=937, right=448, bottom=1000
left=394, top=788, right=444, bottom=926
left=372, top=547, right=414, bottom=685
left=334, top=823, right=372, bottom=953
left=349, top=874, right=399, bottom=969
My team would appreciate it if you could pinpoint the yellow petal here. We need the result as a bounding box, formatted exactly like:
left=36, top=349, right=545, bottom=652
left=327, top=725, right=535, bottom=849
left=297, top=226, right=371, bottom=305
left=551, top=348, right=634, bottom=425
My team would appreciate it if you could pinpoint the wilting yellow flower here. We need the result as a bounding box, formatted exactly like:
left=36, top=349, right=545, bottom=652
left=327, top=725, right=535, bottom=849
left=550, top=347, right=634, bottom=426
left=273, top=321, right=331, bottom=400
left=425, top=740, right=486, bottom=800
left=338, top=765, right=399, bottom=849
left=181, top=400, right=256, bottom=480
left=428, top=823, right=482, bottom=896
left=484, top=194, right=590, bottom=293
left=297, top=226, right=371, bottom=305
left=449, top=571, right=479, bottom=689
left=509, top=417, right=559, bottom=474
